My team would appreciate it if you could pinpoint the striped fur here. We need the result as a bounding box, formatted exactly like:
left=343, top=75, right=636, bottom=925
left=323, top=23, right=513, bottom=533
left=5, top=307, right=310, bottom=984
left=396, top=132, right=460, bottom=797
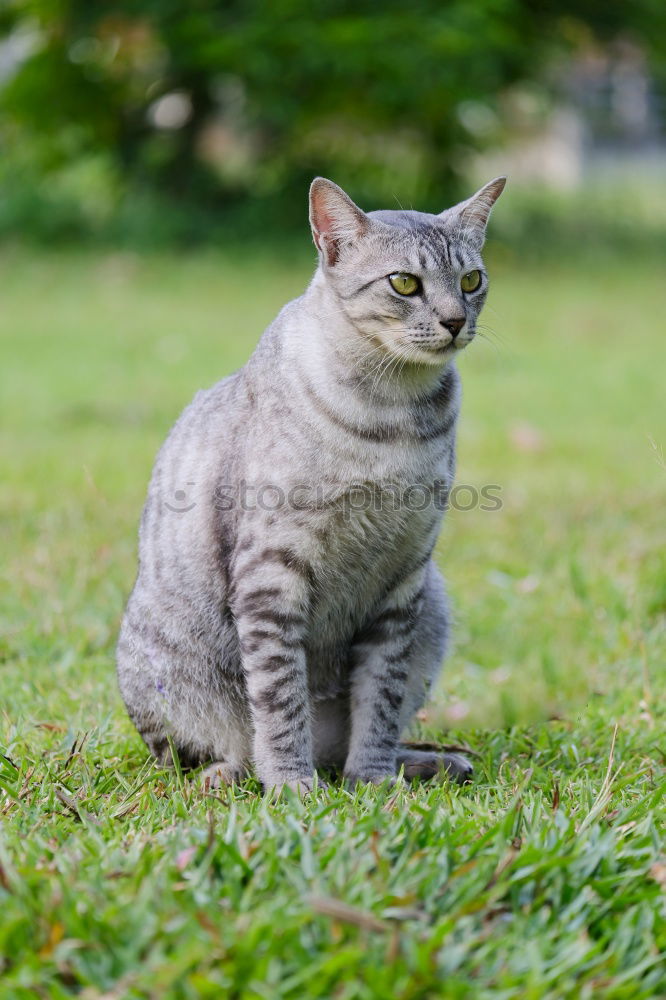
left=117, top=176, right=505, bottom=790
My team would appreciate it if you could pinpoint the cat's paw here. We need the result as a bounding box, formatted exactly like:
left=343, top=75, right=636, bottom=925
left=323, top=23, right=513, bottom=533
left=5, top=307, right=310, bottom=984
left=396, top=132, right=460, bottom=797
left=399, top=751, right=473, bottom=784
left=440, top=752, right=473, bottom=784
left=270, top=775, right=327, bottom=797
left=344, top=771, right=400, bottom=789
left=201, top=761, right=249, bottom=789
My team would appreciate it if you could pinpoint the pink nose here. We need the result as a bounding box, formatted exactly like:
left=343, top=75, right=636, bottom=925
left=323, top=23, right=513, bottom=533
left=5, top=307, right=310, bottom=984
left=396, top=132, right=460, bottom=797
left=440, top=317, right=465, bottom=338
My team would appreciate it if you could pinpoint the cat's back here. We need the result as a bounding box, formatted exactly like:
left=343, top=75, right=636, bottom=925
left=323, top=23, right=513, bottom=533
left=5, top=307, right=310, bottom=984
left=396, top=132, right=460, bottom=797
left=132, top=305, right=297, bottom=603
left=149, top=370, right=245, bottom=507
left=131, top=370, right=250, bottom=608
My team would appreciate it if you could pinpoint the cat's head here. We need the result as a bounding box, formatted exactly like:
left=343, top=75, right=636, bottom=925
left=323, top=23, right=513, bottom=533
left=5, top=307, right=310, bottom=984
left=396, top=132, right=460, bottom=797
left=309, top=176, right=505, bottom=367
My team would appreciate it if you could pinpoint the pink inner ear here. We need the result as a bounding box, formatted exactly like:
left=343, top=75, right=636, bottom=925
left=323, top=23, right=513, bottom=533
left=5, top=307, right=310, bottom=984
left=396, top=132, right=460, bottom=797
left=310, top=180, right=368, bottom=266
left=313, top=201, right=335, bottom=243
left=312, top=198, right=341, bottom=264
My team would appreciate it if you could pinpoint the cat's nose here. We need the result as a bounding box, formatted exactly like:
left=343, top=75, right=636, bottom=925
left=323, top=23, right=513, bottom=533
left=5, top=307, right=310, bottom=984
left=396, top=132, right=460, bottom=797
left=440, top=316, right=466, bottom=338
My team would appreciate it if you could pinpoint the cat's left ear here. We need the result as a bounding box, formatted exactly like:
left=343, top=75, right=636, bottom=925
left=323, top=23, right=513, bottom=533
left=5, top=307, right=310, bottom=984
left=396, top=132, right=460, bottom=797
left=441, top=176, right=506, bottom=246
left=309, top=178, right=370, bottom=267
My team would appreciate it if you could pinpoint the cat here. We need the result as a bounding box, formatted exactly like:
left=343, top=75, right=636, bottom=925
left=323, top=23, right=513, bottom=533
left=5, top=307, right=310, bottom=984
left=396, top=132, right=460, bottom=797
left=116, top=174, right=505, bottom=792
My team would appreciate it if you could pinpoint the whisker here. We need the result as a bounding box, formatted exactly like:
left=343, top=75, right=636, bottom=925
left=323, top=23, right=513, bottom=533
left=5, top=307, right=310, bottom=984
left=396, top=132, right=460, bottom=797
left=475, top=322, right=507, bottom=346
left=475, top=331, right=502, bottom=357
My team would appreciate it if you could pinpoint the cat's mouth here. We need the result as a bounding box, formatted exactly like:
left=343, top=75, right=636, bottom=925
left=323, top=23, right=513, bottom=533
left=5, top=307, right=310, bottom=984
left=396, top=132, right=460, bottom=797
left=429, top=332, right=475, bottom=356
left=404, top=328, right=475, bottom=362
left=373, top=328, right=472, bottom=367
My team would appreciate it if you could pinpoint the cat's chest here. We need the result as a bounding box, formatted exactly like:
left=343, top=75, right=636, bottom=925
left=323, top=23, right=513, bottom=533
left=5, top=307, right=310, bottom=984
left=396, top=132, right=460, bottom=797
left=304, top=481, right=440, bottom=639
left=300, top=501, right=435, bottom=695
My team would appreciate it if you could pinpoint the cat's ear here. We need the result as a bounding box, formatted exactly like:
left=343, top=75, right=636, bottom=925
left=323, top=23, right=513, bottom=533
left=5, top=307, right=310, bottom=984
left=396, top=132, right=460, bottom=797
left=441, top=176, right=506, bottom=246
left=309, top=178, right=369, bottom=267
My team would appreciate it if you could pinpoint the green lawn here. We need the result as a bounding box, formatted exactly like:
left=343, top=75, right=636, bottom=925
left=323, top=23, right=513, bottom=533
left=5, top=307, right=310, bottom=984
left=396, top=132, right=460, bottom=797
left=1, top=246, right=664, bottom=998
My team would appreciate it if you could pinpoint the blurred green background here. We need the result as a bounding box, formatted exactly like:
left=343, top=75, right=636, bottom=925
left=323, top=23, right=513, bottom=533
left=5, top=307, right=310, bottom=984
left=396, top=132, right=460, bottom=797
left=1, top=0, right=665, bottom=248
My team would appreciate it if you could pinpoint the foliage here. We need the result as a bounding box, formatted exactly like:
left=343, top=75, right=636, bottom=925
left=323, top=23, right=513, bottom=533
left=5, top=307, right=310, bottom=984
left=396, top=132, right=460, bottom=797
left=1, top=249, right=664, bottom=996
left=1, top=0, right=665, bottom=241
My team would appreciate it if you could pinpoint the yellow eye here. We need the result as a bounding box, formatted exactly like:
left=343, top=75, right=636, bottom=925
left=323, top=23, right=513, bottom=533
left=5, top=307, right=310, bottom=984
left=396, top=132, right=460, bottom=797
left=461, top=270, right=482, bottom=293
left=389, top=273, right=420, bottom=295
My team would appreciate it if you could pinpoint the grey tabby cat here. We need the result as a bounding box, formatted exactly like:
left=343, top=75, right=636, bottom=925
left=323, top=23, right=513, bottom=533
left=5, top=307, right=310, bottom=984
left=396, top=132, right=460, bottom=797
left=117, top=175, right=505, bottom=792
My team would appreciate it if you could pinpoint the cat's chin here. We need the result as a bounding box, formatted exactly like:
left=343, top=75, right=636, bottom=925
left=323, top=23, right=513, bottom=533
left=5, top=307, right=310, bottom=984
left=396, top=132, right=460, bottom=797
left=425, top=339, right=476, bottom=364
left=403, top=345, right=458, bottom=367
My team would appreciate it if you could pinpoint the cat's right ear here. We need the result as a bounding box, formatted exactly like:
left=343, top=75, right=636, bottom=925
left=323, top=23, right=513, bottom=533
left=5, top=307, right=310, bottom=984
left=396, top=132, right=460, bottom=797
left=309, top=178, right=369, bottom=267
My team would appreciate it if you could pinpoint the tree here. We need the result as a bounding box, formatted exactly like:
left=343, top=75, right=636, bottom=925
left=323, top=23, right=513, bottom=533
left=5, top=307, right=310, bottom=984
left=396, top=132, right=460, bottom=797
left=1, top=0, right=664, bottom=238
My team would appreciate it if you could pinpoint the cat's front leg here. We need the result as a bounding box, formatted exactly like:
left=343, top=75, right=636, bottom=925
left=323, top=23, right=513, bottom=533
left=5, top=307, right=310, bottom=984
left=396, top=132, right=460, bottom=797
left=233, top=557, right=316, bottom=793
left=344, top=580, right=424, bottom=786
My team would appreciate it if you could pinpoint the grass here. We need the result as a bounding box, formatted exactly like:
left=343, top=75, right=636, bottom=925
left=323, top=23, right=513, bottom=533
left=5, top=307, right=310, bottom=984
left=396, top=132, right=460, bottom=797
left=0, top=244, right=664, bottom=998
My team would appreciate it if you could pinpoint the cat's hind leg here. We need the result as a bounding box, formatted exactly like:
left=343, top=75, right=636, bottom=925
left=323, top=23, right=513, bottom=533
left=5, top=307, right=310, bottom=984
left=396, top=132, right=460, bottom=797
left=201, top=759, right=250, bottom=789
left=116, top=599, right=252, bottom=780
left=398, top=561, right=473, bottom=784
